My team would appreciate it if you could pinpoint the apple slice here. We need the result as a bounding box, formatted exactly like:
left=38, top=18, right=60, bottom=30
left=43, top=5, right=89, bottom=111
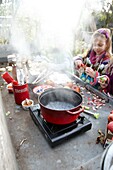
left=107, top=121, right=113, bottom=133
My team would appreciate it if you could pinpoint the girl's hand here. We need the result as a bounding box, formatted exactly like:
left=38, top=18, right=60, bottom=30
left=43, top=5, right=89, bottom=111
left=98, top=75, right=109, bottom=89
left=85, top=67, right=95, bottom=78
left=74, top=60, right=84, bottom=69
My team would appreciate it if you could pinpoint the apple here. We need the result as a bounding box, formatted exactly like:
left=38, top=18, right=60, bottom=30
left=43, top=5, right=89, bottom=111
left=107, top=121, right=113, bottom=133
left=100, top=77, right=107, bottom=83
left=108, top=114, right=113, bottom=122
left=72, top=85, right=80, bottom=93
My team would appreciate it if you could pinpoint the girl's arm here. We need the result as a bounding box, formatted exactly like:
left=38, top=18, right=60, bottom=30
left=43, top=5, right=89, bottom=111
left=73, top=50, right=90, bottom=69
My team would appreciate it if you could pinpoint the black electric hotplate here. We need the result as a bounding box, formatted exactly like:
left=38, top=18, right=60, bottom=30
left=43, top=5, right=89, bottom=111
left=29, top=106, right=92, bottom=147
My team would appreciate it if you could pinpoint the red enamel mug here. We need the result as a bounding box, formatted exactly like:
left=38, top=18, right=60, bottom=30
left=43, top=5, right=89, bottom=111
left=13, top=83, right=30, bottom=105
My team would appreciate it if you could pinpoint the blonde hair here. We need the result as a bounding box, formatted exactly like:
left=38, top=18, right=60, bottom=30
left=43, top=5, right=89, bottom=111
left=92, top=28, right=112, bottom=54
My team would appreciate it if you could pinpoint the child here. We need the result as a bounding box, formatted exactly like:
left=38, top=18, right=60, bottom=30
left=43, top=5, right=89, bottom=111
left=74, top=28, right=112, bottom=88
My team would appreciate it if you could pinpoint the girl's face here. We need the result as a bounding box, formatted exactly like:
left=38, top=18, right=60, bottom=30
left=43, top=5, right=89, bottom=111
left=92, top=36, right=107, bottom=55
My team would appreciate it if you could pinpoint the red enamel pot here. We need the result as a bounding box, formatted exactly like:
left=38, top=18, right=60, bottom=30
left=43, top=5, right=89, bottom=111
left=38, top=88, right=83, bottom=125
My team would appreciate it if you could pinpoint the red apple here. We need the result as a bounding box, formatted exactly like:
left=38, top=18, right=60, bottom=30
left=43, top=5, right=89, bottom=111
left=108, top=114, right=113, bottom=122
left=72, top=85, right=80, bottom=93
left=107, top=121, right=113, bottom=133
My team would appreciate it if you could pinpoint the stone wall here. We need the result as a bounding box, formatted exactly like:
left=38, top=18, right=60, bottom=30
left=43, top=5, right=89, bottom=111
left=0, top=90, right=18, bottom=170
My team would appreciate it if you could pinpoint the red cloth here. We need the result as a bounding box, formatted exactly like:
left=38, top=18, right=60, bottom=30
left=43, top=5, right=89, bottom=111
left=89, top=50, right=107, bottom=64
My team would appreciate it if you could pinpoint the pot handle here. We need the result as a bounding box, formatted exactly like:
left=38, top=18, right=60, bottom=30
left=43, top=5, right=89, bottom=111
left=66, top=106, right=84, bottom=115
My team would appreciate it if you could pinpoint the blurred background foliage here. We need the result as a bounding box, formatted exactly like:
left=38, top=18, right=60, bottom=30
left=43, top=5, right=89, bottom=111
left=95, top=0, right=113, bottom=28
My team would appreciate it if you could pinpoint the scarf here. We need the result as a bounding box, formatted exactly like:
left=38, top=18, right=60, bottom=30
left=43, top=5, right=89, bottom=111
left=89, top=50, right=106, bottom=65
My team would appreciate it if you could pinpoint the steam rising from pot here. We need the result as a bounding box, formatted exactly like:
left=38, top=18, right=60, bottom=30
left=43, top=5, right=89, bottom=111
left=10, top=0, right=103, bottom=56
